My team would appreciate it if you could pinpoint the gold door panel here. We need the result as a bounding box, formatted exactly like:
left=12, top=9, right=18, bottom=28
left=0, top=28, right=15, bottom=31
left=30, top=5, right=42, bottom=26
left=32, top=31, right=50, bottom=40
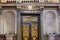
left=23, top=16, right=38, bottom=22
left=21, top=15, right=40, bottom=40
left=31, top=24, right=38, bottom=40
left=23, top=24, right=29, bottom=40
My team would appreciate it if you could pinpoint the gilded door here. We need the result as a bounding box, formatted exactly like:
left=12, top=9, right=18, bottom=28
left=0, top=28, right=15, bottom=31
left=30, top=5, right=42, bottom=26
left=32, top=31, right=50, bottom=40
left=21, top=15, right=40, bottom=40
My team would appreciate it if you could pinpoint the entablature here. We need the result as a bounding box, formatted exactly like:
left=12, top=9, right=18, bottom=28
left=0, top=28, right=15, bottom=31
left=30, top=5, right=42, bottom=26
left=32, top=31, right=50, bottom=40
left=0, top=3, right=60, bottom=10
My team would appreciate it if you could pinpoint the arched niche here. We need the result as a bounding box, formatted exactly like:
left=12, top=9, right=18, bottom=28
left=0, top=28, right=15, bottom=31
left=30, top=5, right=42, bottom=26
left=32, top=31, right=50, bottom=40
left=4, top=11, right=15, bottom=34
left=44, top=11, right=56, bottom=34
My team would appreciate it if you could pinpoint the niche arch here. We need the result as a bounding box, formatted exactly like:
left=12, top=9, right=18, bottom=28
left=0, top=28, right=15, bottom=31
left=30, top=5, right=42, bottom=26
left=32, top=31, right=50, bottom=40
left=44, top=11, right=56, bottom=34
left=3, top=11, right=15, bottom=34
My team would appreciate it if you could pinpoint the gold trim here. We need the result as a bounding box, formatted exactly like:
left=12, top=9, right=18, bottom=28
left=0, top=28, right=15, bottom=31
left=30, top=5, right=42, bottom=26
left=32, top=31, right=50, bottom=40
left=20, top=5, right=43, bottom=10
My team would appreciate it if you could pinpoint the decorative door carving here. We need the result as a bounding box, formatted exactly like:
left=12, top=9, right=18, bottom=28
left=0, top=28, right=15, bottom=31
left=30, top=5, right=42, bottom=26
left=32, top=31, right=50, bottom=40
left=23, top=24, right=29, bottom=40
left=31, top=24, right=38, bottom=40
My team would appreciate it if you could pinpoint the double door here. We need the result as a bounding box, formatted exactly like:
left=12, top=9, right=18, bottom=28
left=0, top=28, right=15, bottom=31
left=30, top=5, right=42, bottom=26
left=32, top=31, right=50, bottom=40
left=21, top=14, right=41, bottom=40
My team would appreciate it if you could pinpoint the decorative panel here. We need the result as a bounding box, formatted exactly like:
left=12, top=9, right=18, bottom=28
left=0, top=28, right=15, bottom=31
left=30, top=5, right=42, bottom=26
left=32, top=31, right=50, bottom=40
left=21, top=15, right=40, bottom=40
left=23, top=16, right=38, bottom=22
left=23, top=24, right=29, bottom=40
left=31, top=24, right=38, bottom=40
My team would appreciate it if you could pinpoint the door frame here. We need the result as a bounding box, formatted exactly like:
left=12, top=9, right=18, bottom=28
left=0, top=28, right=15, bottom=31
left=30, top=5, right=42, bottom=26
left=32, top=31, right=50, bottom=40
left=17, top=10, right=44, bottom=40
left=20, top=14, right=40, bottom=40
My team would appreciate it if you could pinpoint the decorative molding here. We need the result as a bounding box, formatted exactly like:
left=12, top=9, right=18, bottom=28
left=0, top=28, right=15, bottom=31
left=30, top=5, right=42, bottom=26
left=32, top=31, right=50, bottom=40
left=17, top=5, right=44, bottom=11
left=17, top=6, right=21, bottom=9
